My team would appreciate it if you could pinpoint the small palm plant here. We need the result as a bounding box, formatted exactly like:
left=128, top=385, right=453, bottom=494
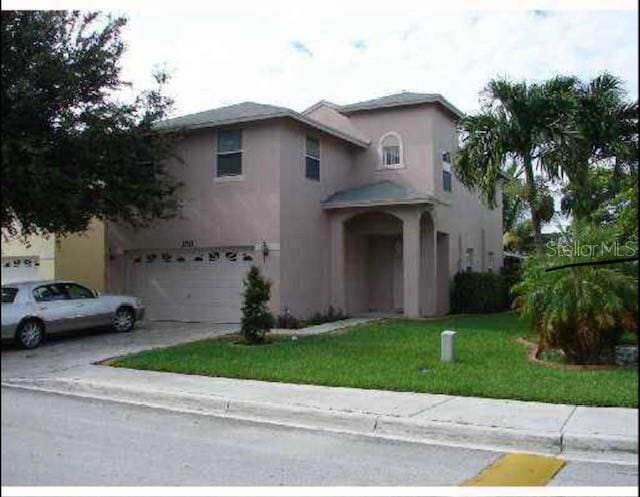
left=240, top=266, right=275, bottom=344
left=514, top=224, right=638, bottom=364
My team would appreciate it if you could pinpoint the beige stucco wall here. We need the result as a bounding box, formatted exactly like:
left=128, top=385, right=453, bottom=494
left=278, top=121, right=357, bottom=317
left=55, top=219, right=107, bottom=291
left=342, top=105, right=436, bottom=193
left=429, top=106, right=503, bottom=278
left=1, top=230, right=56, bottom=281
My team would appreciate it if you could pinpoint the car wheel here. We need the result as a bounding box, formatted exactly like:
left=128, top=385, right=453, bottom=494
left=16, top=320, right=44, bottom=349
left=114, top=307, right=135, bottom=333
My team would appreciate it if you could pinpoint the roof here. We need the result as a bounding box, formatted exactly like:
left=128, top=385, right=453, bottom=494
left=336, top=92, right=464, bottom=119
left=301, top=102, right=370, bottom=143
left=302, top=100, right=341, bottom=115
left=154, top=102, right=368, bottom=148
left=322, top=180, right=436, bottom=209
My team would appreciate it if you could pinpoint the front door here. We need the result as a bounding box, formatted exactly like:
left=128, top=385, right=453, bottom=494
left=367, top=236, right=398, bottom=312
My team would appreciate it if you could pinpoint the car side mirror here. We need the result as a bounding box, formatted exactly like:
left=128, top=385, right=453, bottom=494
left=92, top=290, right=100, bottom=298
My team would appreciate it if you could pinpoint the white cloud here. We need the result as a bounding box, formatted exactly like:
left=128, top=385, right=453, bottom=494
left=118, top=6, right=638, bottom=116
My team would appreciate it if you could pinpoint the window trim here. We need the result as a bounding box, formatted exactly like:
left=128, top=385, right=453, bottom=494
left=377, top=131, right=405, bottom=170
left=215, top=130, right=243, bottom=179
left=305, top=135, right=321, bottom=181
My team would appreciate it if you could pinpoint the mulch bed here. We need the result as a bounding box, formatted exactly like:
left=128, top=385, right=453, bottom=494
left=516, top=337, right=623, bottom=371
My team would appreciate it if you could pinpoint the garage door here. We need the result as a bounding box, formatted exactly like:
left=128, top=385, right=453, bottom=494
left=1, top=256, right=40, bottom=284
left=125, top=247, right=255, bottom=323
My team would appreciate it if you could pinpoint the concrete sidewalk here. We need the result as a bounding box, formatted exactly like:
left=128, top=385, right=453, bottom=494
left=3, top=364, right=637, bottom=465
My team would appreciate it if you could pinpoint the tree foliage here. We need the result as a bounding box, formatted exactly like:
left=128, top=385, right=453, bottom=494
left=1, top=11, right=181, bottom=237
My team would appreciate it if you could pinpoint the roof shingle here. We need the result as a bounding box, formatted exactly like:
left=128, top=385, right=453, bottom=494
left=154, top=102, right=289, bottom=131
left=154, top=102, right=369, bottom=147
left=322, top=180, right=435, bottom=209
left=338, top=92, right=463, bottom=118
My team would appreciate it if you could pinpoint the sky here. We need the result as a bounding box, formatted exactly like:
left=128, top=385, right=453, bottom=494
left=115, top=4, right=639, bottom=117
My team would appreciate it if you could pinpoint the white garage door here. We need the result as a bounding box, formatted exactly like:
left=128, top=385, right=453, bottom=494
left=125, top=247, right=256, bottom=323
left=1, top=256, right=40, bottom=284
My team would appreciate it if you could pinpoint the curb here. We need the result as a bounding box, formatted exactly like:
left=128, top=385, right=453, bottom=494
left=374, top=415, right=560, bottom=454
left=2, top=378, right=637, bottom=465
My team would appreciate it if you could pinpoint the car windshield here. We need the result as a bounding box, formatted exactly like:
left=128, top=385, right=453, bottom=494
left=1, top=287, right=18, bottom=303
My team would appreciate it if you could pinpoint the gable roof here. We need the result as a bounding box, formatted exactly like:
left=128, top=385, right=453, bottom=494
left=337, top=92, right=464, bottom=119
left=322, top=180, right=436, bottom=209
left=154, top=101, right=368, bottom=148
left=302, top=102, right=370, bottom=143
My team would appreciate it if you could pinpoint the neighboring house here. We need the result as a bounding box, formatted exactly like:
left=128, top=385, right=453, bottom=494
left=106, top=92, right=503, bottom=323
left=1, top=231, right=55, bottom=284
left=1, top=220, right=108, bottom=291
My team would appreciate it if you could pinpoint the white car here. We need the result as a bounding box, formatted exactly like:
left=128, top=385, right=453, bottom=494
left=1, top=280, right=145, bottom=349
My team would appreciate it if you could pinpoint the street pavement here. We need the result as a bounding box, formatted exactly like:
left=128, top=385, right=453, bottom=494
left=1, top=387, right=499, bottom=486
left=2, top=387, right=638, bottom=486
left=1, top=320, right=638, bottom=487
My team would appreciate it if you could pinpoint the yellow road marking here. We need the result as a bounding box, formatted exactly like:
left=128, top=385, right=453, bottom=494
left=465, top=453, right=566, bottom=486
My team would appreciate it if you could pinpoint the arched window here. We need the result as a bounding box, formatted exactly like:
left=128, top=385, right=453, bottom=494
left=378, top=132, right=403, bottom=169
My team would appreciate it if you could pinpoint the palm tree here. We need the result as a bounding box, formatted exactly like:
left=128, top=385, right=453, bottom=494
left=501, top=162, right=527, bottom=235
left=560, top=73, right=638, bottom=222
left=455, top=76, right=579, bottom=251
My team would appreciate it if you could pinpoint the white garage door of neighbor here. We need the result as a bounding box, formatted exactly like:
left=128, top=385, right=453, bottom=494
left=125, top=247, right=256, bottom=323
left=1, top=256, right=40, bottom=284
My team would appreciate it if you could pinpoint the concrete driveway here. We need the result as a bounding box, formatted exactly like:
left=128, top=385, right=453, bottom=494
left=1, top=321, right=238, bottom=380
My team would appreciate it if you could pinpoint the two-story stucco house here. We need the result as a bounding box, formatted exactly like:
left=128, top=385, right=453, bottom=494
left=105, top=92, right=503, bottom=323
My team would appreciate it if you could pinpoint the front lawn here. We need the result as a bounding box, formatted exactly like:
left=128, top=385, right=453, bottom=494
left=112, top=313, right=638, bottom=407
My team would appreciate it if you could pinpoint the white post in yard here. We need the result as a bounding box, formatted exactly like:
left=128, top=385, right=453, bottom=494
left=441, top=330, right=456, bottom=362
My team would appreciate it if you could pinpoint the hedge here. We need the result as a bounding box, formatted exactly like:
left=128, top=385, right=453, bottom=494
left=451, top=272, right=508, bottom=313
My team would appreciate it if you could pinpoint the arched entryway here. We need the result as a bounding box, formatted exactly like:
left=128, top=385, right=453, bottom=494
left=344, top=211, right=404, bottom=314
left=327, top=204, right=442, bottom=318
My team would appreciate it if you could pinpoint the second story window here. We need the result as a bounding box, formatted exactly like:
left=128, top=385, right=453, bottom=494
left=442, top=151, right=452, bottom=192
left=465, top=248, right=474, bottom=272
left=379, top=132, right=403, bottom=169
left=217, top=130, right=242, bottom=177
left=305, top=136, right=320, bottom=181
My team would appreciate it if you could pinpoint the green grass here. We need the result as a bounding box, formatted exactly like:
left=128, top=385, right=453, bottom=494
left=112, top=312, right=638, bottom=407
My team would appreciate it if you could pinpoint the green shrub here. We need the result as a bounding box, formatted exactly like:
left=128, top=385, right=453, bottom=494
left=277, top=308, right=302, bottom=329
left=500, top=262, right=523, bottom=307
left=308, top=306, right=347, bottom=325
left=514, top=223, right=638, bottom=364
left=240, top=266, right=274, bottom=344
left=451, top=272, right=507, bottom=313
